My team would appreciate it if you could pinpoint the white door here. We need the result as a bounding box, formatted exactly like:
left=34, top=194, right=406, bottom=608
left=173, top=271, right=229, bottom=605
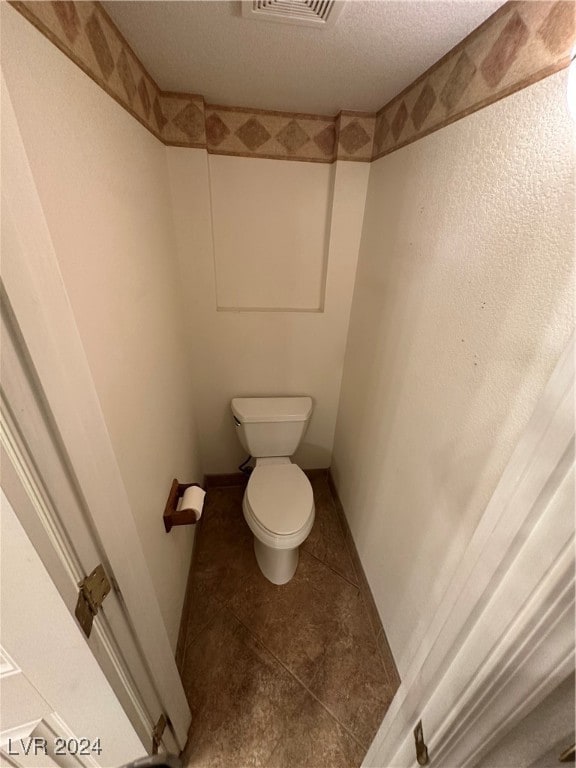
left=0, top=489, right=144, bottom=768
left=0, top=291, right=178, bottom=756
left=1, top=75, right=191, bottom=755
left=364, top=336, right=575, bottom=767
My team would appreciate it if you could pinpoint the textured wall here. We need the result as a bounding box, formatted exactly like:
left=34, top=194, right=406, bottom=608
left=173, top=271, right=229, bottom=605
left=167, top=150, right=370, bottom=473
left=9, top=2, right=575, bottom=162
left=209, top=155, right=332, bottom=311
left=331, top=69, right=574, bottom=677
left=3, top=0, right=574, bottom=667
left=373, top=1, right=575, bottom=158
left=7, top=1, right=377, bottom=162
left=2, top=5, right=202, bottom=650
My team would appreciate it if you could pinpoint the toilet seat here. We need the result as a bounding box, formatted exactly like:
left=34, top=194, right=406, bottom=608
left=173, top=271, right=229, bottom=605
left=243, top=463, right=315, bottom=550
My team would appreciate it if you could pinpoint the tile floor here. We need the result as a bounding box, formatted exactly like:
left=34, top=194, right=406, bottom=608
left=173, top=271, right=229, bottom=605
left=179, top=473, right=399, bottom=768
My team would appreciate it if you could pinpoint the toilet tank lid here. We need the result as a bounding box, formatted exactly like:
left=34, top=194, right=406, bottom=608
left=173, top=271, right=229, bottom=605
left=231, top=397, right=313, bottom=424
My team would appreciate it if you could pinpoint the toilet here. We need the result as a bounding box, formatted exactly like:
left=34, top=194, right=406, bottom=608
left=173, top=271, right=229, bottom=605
left=231, top=396, right=315, bottom=585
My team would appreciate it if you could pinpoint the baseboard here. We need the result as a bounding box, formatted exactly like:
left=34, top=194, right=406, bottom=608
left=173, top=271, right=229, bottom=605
left=175, top=511, right=206, bottom=673
left=327, top=470, right=401, bottom=690
left=203, top=467, right=329, bottom=488
left=204, top=472, right=248, bottom=488
left=303, top=467, right=330, bottom=480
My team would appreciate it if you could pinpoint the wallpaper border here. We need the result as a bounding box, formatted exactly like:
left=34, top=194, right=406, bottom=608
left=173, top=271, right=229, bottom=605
left=8, top=1, right=575, bottom=163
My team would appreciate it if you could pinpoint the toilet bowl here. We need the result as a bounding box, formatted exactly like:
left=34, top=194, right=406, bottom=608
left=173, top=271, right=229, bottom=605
left=243, top=458, right=315, bottom=584
left=231, top=396, right=315, bottom=584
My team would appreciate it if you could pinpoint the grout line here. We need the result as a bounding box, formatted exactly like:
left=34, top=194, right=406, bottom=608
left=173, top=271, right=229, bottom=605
left=181, top=600, right=224, bottom=664
left=180, top=601, right=228, bottom=675
left=180, top=549, right=258, bottom=663
left=325, top=475, right=400, bottom=689
left=301, top=546, right=360, bottom=591
left=227, top=605, right=370, bottom=752
left=175, top=515, right=209, bottom=671
left=180, top=480, right=396, bottom=750
left=178, top=519, right=256, bottom=667
left=303, top=544, right=394, bottom=688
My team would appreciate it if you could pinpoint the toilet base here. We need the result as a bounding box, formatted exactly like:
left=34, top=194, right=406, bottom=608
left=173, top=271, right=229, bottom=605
left=253, top=538, right=299, bottom=585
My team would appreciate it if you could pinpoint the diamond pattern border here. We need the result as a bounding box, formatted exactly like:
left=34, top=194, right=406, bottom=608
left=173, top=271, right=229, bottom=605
left=10, top=0, right=165, bottom=140
left=373, top=1, right=574, bottom=160
left=205, top=106, right=337, bottom=162
left=9, top=1, right=575, bottom=163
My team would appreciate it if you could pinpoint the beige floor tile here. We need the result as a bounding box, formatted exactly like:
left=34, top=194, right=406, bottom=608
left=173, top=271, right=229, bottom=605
left=303, top=475, right=358, bottom=585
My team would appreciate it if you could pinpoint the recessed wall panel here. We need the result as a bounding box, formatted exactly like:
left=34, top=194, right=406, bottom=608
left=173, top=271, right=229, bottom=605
left=209, top=154, right=333, bottom=311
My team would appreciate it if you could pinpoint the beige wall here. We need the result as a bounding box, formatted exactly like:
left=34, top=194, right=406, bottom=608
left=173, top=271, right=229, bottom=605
left=167, top=149, right=369, bottom=472
left=331, top=70, right=574, bottom=677
left=2, top=6, right=202, bottom=649
left=209, top=154, right=332, bottom=311
left=3, top=0, right=574, bottom=673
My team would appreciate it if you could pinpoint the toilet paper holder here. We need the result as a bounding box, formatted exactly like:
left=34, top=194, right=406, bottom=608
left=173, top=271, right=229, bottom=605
left=163, top=479, right=204, bottom=533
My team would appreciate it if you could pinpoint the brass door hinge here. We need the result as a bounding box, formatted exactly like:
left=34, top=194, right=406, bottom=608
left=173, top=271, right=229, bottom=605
left=152, top=714, right=167, bottom=754
left=75, top=564, right=111, bottom=638
left=559, top=743, right=576, bottom=762
left=414, top=720, right=430, bottom=765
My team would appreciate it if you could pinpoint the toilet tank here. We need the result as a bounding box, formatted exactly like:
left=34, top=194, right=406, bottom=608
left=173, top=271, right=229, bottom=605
left=231, top=397, right=313, bottom=458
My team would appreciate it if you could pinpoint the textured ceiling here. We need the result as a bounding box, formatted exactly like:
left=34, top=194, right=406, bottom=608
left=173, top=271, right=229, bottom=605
left=103, top=0, right=506, bottom=115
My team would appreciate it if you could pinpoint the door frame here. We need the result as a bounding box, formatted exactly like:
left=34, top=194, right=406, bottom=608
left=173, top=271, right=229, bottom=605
left=0, top=309, right=178, bottom=755
left=1, top=75, right=191, bottom=751
left=364, top=334, right=574, bottom=767
left=1, top=488, right=145, bottom=768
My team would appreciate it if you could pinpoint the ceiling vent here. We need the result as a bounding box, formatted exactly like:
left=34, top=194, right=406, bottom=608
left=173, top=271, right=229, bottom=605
left=242, top=0, right=344, bottom=28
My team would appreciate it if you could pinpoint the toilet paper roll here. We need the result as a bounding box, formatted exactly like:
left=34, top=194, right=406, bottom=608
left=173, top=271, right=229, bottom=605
left=179, top=485, right=206, bottom=522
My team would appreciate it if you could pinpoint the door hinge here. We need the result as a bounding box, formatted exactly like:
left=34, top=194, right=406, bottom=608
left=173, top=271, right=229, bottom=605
left=414, top=720, right=430, bottom=765
left=75, top=563, right=111, bottom=638
left=559, top=743, right=576, bottom=762
left=152, top=714, right=167, bottom=754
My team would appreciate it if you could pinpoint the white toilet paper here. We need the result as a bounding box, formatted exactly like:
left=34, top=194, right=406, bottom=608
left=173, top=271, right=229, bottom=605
left=179, top=485, right=206, bottom=522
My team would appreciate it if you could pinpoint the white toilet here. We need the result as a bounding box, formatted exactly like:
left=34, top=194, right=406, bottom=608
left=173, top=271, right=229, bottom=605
left=231, top=396, right=315, bottom=585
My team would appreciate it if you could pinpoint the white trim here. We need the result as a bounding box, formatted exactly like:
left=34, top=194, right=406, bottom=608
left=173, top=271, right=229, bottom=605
left=0, top=403, right=153, bottom=750
left=0, top=487, right=143, bottom=767
left=365, top=334, right=574, bottom=767
left=40, top=713, right=101, bottom=768
left=1, top=75, right=191, bottom=747
left=0, top=647, right=21, bottom=680
left=0, top=722, right=41, bottom=750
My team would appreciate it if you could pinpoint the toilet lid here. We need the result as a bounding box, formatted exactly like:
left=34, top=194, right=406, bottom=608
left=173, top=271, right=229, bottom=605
left=246, top=464, right=314, bottom=536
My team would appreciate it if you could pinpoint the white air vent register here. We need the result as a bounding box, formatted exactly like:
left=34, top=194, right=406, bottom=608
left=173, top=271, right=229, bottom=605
left=242, top=0, right=344, bottom=28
